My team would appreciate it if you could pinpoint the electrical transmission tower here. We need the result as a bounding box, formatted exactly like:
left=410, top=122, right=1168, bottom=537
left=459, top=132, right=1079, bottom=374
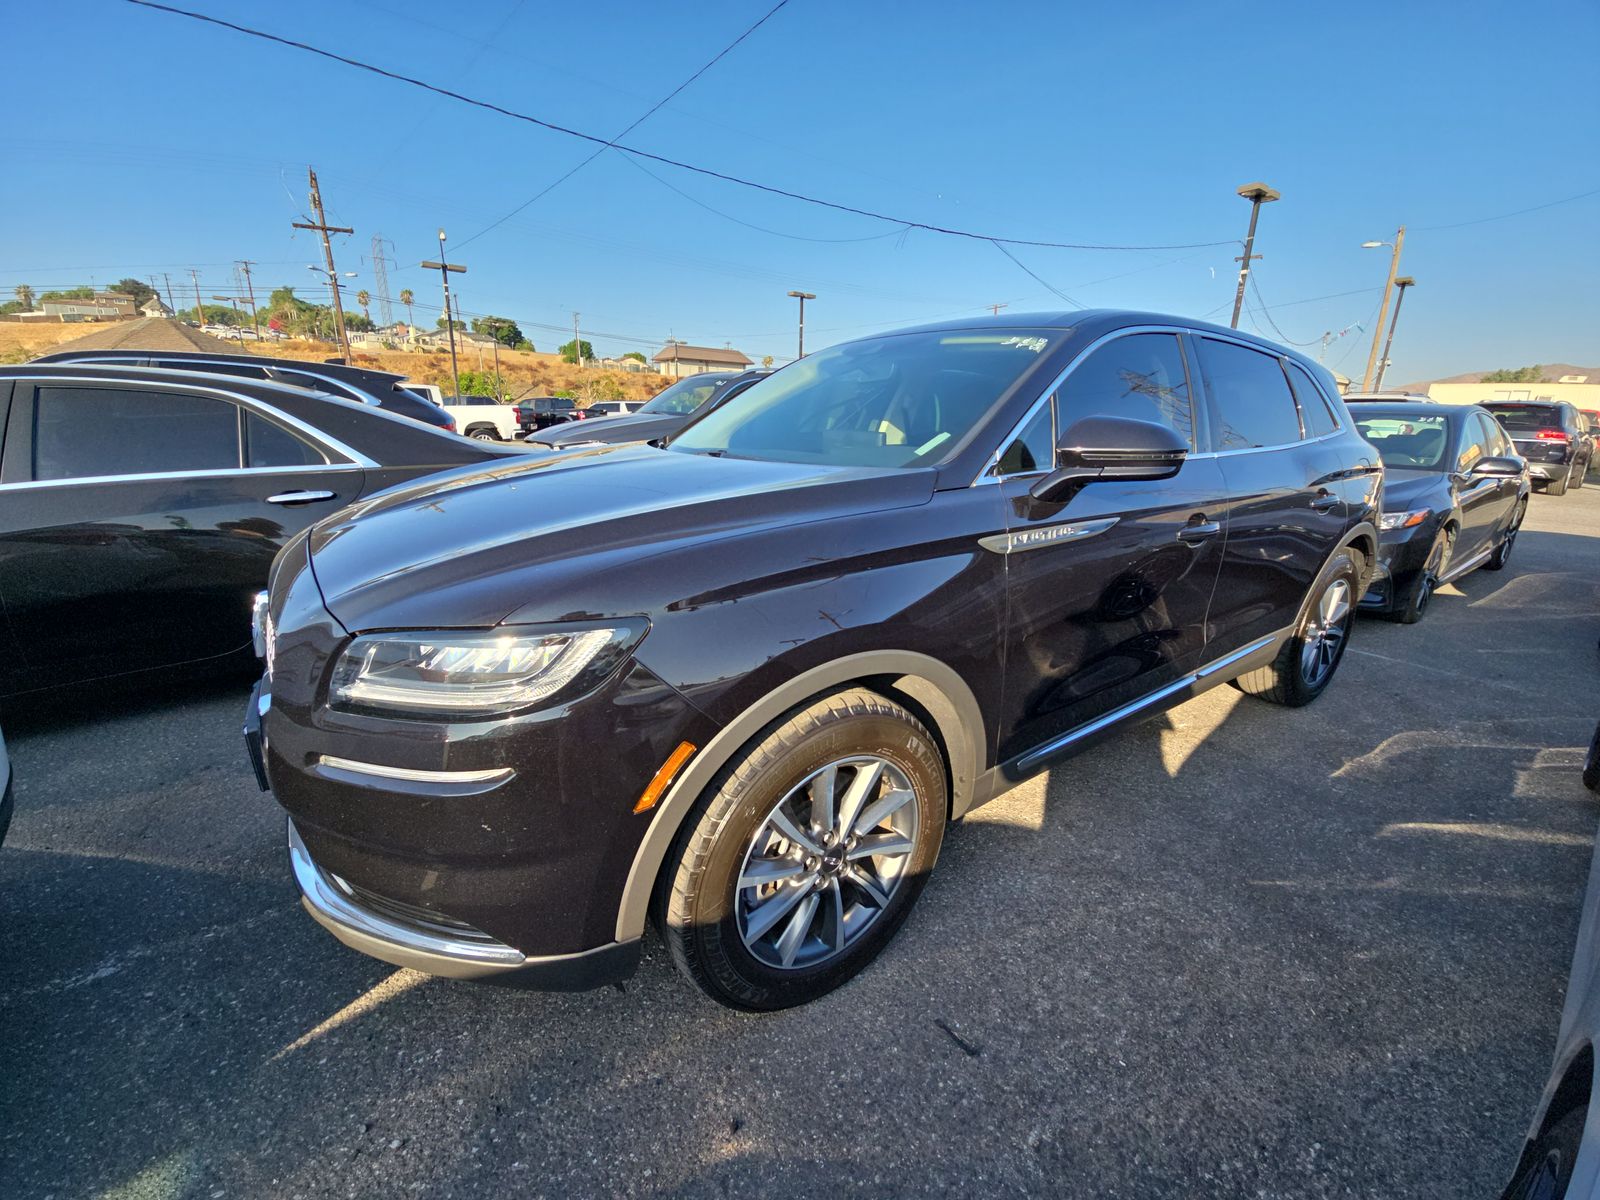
left=371, top=235, right=395, bottom=327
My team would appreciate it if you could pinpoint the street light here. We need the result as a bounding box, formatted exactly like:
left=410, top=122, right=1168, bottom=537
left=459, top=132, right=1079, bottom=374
left=787, top=290, right=816, bottom=359
left=306, top=266, right=358, bottom=348
left=1229, top=183, right=1280, bottom=330
left=422, top=228, right=467, bottom=400
left=1373, top=277, right=1416, bottom=392
left=1359, top=227, right=1407, bottom=391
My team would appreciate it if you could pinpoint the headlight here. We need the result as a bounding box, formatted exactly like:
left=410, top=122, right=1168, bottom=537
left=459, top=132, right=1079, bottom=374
left=329, top=622, right=645, bottom=716
left=1379, top=508, right=1430, bottom=530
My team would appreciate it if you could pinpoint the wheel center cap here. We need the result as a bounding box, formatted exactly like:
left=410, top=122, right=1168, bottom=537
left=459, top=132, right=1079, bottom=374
left=821, top=848, right=845, bottom=875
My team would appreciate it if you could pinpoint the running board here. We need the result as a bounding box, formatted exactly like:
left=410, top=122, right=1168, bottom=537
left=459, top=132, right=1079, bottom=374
left=1008, top=633, right=1282, bottom=778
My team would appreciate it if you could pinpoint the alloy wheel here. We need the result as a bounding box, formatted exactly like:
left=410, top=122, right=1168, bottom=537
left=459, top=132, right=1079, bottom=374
left=735, top=756, right=919, bottom=970
left=1300, top=577, right=1352, bottom=687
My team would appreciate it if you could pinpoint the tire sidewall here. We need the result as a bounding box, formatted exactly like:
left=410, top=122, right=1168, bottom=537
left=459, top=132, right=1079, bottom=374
left=1291, top=548, right=1360, bottom=702
left=679, top=705, right=946, bottom=1010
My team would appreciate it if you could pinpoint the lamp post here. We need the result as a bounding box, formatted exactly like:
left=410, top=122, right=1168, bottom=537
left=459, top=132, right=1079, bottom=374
left=1372, top=277, right=1415, bottom=392
left=421, top=228, right=466, bottom=400
left=787, top=290, right=816, bottom=359
left=1229, top=183, right=1280, bottom=330
left=1359, top=226, right=1406, bottom=391
left=306, top=265, right=357, bottom=358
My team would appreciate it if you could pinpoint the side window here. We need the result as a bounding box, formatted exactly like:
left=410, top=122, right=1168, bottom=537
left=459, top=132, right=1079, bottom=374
left=33, top=386, right=240, bottom=482
left=1285, top=360, right=1339, bottom=438
left=1456, top=418, right=1488, bottom=473
left=1052, top=333, right=1194, bottom=449
left=245, top=412, right=327, bottom=468
left=994, top=401, right=1053, bottom=476
left=1475, top=412, right=1510, bottom=458
left=1196, top=339, right=1303, bottom=450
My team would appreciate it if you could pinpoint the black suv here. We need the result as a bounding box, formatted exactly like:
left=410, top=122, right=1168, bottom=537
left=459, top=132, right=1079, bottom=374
left=250, top=311, right=1380, bottom=1010
left=1480, top=401, right=1594, bottom=495
left=30, top=348, right=457, bottom=432
left=513, top=396, right=586, bottom=434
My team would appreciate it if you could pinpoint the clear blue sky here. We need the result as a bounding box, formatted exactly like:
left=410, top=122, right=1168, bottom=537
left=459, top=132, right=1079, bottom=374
left=6, top=0, right=1597, bottom=383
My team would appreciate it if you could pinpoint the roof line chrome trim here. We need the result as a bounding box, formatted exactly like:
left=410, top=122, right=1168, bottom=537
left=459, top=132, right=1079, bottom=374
left=0, top=462, right=364, bottom=494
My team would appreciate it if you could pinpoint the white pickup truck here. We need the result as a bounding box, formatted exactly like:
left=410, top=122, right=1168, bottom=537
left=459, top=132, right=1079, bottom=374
left=404, top=383, right=521, bottom=441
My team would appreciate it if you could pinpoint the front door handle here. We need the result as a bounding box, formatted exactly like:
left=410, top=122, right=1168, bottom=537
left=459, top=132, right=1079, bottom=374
left=266, top=489, right=337, bottom=505
left=1310, top=493, right=1340, bottom=511
left=1177, top=521, right=1222, bottom=543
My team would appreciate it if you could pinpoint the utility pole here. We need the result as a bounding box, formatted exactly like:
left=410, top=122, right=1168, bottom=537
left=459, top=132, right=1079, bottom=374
left=787, top=290, right=816, bottom=358
left=573, top=312, right=583, bottom=368
left=188, top=269, right=205, bottom=326
left=1372, top=277, right=1415, bottom=392
left=161, top=272, right=176, bottom=315
left=1360, top=226, right=1406, bottom=391
left=1230, top=183, right=1280, bottom=330
left=492, top=338, right=502, bottom=401
left=292, top=167, right=354, bottom=363
left=237, top=260, right=259, bottom=336
left=421, top=228, right=465, bottom=398
left=988, top=302, right=1008, bottom=316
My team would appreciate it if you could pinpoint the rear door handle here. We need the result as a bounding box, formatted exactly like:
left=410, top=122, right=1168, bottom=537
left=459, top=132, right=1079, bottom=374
left=266, top=490, right=337, bottom=505
left=1310, top=494, right=1340, bottom=511
left=1177, top=521, right=1221, bottom=543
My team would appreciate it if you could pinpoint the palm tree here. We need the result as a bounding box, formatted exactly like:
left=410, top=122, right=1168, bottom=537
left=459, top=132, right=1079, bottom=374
left=399, top=288, right=414, bottom=336
left=14, top=284, right=35, bottom=311
left=356, top=289, right=371, bottom=326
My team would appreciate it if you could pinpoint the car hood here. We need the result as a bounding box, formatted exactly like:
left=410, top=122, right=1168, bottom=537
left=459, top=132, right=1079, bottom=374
left=307, top=443, right=936, bottom=630
left=1380, top=467, right=1447, bottom=510
left=535, top=412, right=684, bottom=447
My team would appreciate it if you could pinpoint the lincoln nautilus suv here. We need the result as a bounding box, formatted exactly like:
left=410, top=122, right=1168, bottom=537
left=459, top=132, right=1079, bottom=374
left=246, top=310, right=1381, bottom=1010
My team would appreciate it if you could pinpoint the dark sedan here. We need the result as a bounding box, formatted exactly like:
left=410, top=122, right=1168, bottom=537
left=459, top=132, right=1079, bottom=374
left=31, top=348, right=458, bottom=433
left=250, top=310, right=1381, bottom=1010
left=1482, top=401, right=1594, bottom=496
left=529, top=369, right=771, bottom=449
left=0, top=365, right=525, bottom=698
left=1353, top=402, right=1529, bottom=622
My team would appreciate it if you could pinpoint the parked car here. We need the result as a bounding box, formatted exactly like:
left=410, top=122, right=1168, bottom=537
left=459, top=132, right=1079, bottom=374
left=0, top=724, right=11, bottom=847
left=586, top=401, right=647, bottom=418
left=247, top=310, right=1380, bottom=1009
left=514, top=396, right=587, bottom=435
left=0, top=365, right=526, bottom=699
left=1343, top=391, right=1433, bottom=403
left=31, top=348, right=458, bottom=433
left=1482, top=401, right=1595, bottom=496
left=1351, top=402, right=1530, bottom=622
left=440, top=395, right=520, bottom=441
left=529, top=369, right=771, bottom=450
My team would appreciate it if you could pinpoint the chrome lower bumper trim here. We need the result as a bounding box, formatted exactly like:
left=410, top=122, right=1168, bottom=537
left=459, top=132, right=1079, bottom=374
left=315, top=755, right=512, bottom=785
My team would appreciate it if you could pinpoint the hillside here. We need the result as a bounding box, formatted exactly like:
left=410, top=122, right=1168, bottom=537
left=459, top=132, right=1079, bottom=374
left=1398, top=362, right=1600, bottom=390
left=0, top=321, right=671, bottom=403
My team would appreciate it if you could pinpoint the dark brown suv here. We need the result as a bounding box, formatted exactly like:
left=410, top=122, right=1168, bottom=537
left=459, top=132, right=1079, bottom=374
left=248, top=310, right=1381, bottom=1009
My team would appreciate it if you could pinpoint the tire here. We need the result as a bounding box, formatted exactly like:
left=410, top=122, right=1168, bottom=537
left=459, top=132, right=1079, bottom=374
left=464, top=424, right=500, bottom=441
left=1548, top=468, right=1569, bottom=497
left=658, top=688, right=947, bottom=1011
left=1572, top=463, right=1585, bottom=490
left=1232, top=547, right=1360, bottom=707
left=1584, top=722, right=1600, bottom=794
left=1388, top=527, right=1453, bottom=624
left=1484, top=500, right=1526, bottom=571
left=1502, top=1105, right=1585, bottom=1200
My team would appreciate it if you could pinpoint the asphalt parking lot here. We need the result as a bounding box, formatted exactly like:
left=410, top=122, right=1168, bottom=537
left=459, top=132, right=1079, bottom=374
left=3, top=487, right=1599, bottom=1199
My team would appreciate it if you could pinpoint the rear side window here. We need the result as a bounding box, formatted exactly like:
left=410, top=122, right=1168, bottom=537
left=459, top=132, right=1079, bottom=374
left=1284, top=360, right=1339, bottom=438
left=245, top=412, right=326, bottom=467
left=1052, top=333, right=1195, bottom=449
left=34, top=386, right=240, bottom=481
left=1196, top=339, right=1303, bottom=450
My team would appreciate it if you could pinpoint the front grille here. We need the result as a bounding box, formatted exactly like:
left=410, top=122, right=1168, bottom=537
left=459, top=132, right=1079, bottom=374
left=330, top=875, right=505, bottom=948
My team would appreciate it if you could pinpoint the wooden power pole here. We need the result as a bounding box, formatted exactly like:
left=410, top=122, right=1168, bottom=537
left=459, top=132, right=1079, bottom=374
left=237, top=260, right=259, bottom=336
left=293, top=167, right=354, bottom=363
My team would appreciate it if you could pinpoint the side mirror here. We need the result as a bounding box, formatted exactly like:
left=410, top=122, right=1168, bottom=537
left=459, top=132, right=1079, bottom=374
left=1470, top=455, right=1524, bottom=478
left=1029, top=416, right=1189, bottom=504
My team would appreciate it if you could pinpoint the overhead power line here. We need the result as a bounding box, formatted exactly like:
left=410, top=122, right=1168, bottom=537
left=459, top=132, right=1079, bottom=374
left=121, top=0, right=1237, bottom=253
left=452, top=0, right=793, bottom=253
left=1414, top=185, right=1600, bottom=232
left=990, top=242, right=1087, bottom=308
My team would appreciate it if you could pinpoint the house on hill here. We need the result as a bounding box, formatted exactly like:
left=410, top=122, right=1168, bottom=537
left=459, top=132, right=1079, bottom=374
left=652, top=343, right=753, bottom=378
left=40, top=292, right=140, bottom=321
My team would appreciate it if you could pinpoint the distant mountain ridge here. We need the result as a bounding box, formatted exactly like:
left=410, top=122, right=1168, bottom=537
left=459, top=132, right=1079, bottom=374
left=1399, top=363, right=1600, bottom=390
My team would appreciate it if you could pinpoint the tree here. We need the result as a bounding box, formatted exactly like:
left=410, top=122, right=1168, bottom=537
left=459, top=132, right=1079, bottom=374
left=193, top=303, right=245, bottom=326
left=14, top=284, right=36, bottom=311
left=356, top=289, right=371, bottom=325
left=399, top=288, right=414, bottom=330
left=622, top=350, right=647, bottom=363
left=1481, top=365, right=1546, bottom=383
left=110, top=278, right=158, bottom=306
left=39, top=286, right=94, bottom=303
left=436, top=315, right=466, bottom=331
left=559, top=338, right=594, bottom=364
left=455, top=369, right=508, bottom=399
left=471, top=314, right=524, bottom=349
left=344, top=311, right=375, bottom=333
left=761, top=355, right=774, bottom=368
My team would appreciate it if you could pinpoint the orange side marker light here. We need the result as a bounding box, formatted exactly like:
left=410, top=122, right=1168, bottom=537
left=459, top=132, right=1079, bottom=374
left=634, top=741, right=697, bottom=814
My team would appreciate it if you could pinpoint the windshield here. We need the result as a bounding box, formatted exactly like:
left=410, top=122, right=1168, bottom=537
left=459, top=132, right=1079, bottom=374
left=669, top=331, right=1062, bottom=468
left=1353, top=413, right=1451, bottom=469
left=641, top=374, right=730, bottom=415
left=1483, top=404, right=1560, bottom=431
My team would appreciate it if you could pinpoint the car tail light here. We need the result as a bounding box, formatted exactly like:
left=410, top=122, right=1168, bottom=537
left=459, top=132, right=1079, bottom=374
left=1536, top=429, right=1569, bottom=441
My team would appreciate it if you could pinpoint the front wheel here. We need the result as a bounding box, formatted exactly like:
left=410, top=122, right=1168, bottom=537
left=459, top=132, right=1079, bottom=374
left=658, top=689, right=947, bottom=1010
left=1232, top=548, right=1359, bottom=706
left=1503, top=1105, right=1585, bottom=1200
left=1389, top=527, right=1453, bottom=623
